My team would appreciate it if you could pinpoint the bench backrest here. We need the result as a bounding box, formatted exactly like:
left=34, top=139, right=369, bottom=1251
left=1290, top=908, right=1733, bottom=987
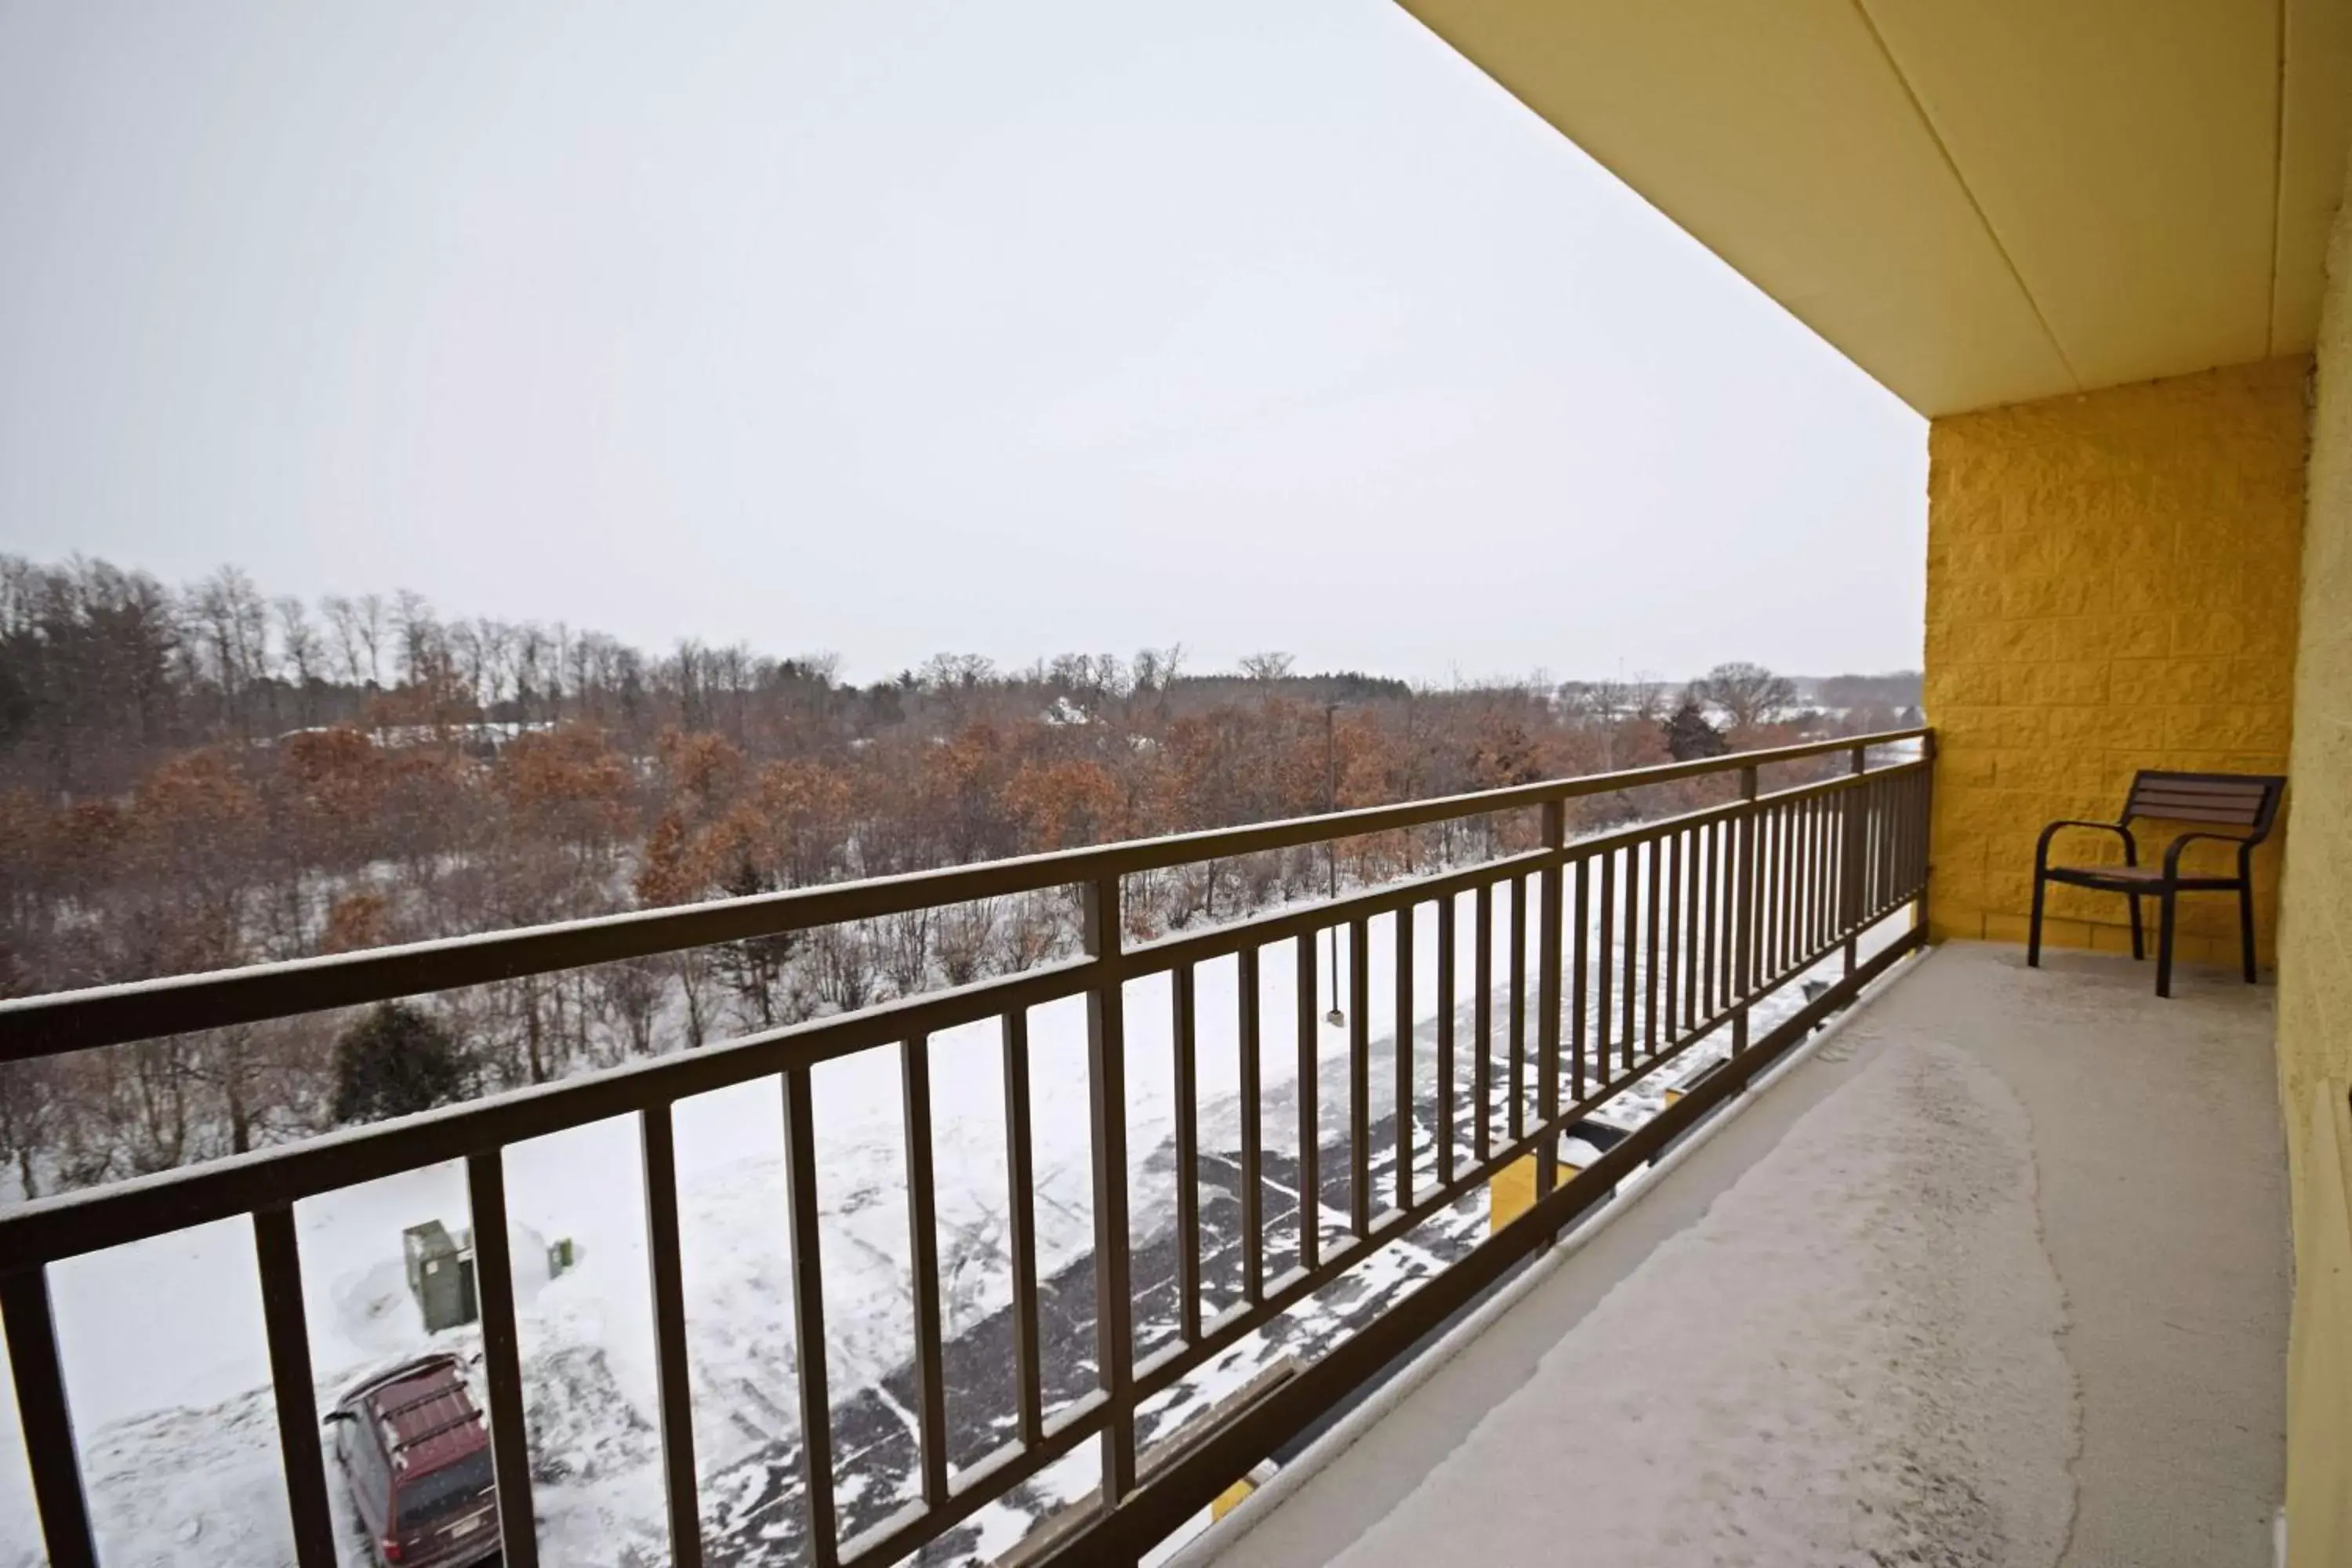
left=2122, top=771, right=2286, bottom=837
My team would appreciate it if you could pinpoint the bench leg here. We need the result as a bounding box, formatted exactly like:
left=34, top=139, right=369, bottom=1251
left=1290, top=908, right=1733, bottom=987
left=2238, top=880, right=2257, bottom=983
left=2127, top=892, right=2145, bottom=961
left=2028, top=873, right=2047, bottom=967
left=2156, top=888, right=2177, bottom=999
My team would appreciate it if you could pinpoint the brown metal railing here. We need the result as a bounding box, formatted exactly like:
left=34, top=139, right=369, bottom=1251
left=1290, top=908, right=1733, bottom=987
left=0, top=728, right=1933, bottom=1568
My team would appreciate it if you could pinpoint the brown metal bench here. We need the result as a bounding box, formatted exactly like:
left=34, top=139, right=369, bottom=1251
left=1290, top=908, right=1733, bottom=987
left=2029, top=770, right=2285, bottom=996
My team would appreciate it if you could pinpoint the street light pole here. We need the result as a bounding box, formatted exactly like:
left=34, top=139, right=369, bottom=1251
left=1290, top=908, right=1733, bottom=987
left=1325, top=702, right=1344, bottom=1026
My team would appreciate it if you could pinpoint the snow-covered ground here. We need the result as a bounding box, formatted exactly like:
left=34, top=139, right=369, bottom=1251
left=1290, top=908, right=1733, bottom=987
left=0, top=861, right=1905, bottom=1568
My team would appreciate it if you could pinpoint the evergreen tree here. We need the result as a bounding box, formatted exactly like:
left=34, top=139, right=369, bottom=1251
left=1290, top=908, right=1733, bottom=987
left=331, top=1002, right=467, bottom=1123
left=1661, top=699, right=1729, bottom=761
left=713, top=858, right=797, bottom=1025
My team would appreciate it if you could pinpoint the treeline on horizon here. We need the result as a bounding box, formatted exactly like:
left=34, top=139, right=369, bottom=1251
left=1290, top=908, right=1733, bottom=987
left=0, top=552, right=1918, bottom=1196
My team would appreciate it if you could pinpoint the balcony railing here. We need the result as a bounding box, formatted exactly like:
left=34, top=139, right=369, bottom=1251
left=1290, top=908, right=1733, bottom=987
left=0, top=727, right=1933, bottom=1568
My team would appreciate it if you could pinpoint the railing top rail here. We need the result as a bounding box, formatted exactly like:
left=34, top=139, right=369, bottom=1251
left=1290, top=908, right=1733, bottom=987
left=0, top=727, right=1927, bottom=1062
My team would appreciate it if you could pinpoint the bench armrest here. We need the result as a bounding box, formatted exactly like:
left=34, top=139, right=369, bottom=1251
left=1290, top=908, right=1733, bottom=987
left=2163, top=830, right=2253, bottom=879
left=2036, top=819, right=2136, bottom=872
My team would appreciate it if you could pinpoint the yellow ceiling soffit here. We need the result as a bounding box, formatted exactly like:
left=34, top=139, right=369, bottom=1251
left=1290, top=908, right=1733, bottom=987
left=1399, top=0, right=2352, bottom=418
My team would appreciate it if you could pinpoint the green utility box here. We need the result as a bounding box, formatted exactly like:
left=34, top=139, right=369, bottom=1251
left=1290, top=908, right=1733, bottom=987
left=401, top=1219, right=479, bottom=1334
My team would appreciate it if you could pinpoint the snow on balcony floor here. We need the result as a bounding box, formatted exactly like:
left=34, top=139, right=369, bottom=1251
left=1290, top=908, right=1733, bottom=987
left=1183, top=941, right=2288, bottom=1568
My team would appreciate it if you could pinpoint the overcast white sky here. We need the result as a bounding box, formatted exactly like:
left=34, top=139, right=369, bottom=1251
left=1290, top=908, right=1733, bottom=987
left=0, top=0, right=1926, bottom=685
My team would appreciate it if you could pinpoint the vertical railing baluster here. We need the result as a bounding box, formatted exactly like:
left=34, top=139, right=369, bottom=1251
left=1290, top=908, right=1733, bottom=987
left=1815, top=794, right=1830, bottom=953
left=1296, top=931, right=1319, bottom=1274
left=1816, top=793, right=1829, bottom=953
left=1619, top=842, right=1639, bottom=1073
left=1171, top=966, right=1202, bottom=1344
left=1734, top=765, right=1759, bottom=1053
left=637, top=1106, right=703, bottom=1568
left=1822, top=792, right=1837, bottom=945
left=1507, top=876, right=1527, bottom=1141
left=1843, top=750, right=1866, bottom=970
left=1348, top=915, right=1371, bottom=1238
left=0, top=1266, right=96, bottom=1568
left=1000, top=1011, right=1045, bottom=1448
left=1891, top=771, right=1910, bottom=902
left=1773, top=798, right=1791, bottom=976
left=1796, top=796, right=1812, bottom=959
left=1436, top=893, right=1456, bottom=1188
left=1702, top=819, right=1719, bottom=1024
left=1082, top=873, right=1137, bottom=1510
left=1815, top=793, right=1831, bottom=952
left=1859, top=776, right=1876, bottom=920
left=1920, top=746, right=1937, bottom=908
left=1664, top=829, right=1682, bottom=1044
left=1892, top=772, right=1909, bottom=905
left=1806, top=799, right=1825, bottom=959
left=1720, top=815, right=1736, bottom=1016
left=252, top=1206, right=337, bottom=1568
left=1915, top=765, right=1932, bottom=903
left=1870, top=774, right=1889, bottom=916
left=1831, top=788, right=1846, bottom=943
left=902, top=1033, right=950, bottom=1505
left=466, top=1149, right=540, bottom=1568
left=1871, top=774, right=1886, bottom=916
left=1893, top=771, right=1909, bottom=909
left=1473, top=882, right=1493, bottom=1163
left=1924, top=750, right=1937, bottom=901
left=1779, top=798, right=1794, bottom=965
left=1795, top=797, right=1812, bottom=956
left=1784, top=799, right=1798, bottom=970
left=1643, top=832, right=1662, bottom=1057
left=1695, top=824, right=1710, bottom=1020
left=1894, top=771, right=1911, bottom=901
left=1570, top=853, right=1590, bottom=1102
left=1536, top=801, right=1566, bottom=1217
left=1596, top=848, right=1616, bottom=1087
left=782, top=1066, right=838, bottom=1566
left=1236, top=946, right=1265, bottom=1306
left=1394, top=905, right=1414, bottom=1214
left=1896, top=770, right=1910, bottom=897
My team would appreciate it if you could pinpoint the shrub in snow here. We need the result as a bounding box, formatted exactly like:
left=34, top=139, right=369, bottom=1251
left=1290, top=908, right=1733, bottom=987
left=332, top=1002, right=469, bottom=1123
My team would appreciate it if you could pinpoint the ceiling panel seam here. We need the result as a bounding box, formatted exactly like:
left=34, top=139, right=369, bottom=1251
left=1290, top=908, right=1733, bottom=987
left=1849, top=0, right=2083, bottom=393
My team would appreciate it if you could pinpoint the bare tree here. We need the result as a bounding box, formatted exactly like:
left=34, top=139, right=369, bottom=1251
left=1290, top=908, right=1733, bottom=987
left=810, top=923, right=875, bottom=1012
left=877, top=907, right=933, bottom=996
left=1695, top=662, right=1798, bottom=731
left=935, top=898, right=1000, bottom=985
left=393, top=590, right=437, bottom=683
left=322, top=595, right=358, bottom=684
left=191, top=568, right=271, bottom=735
left=274, top=597, right=322, bottom=725
left=355, top=593, right=386, bottom=686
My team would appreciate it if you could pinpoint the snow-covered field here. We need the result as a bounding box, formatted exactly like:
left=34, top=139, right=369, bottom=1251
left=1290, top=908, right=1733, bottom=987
left=0, top=866, right=1904, bottom=1568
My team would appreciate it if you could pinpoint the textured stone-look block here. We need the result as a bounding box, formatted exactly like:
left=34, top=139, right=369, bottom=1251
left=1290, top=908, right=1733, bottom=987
left=1924, top=357, right=2309, bottom=966
left=2278, top=152, right=2352, bottom=1568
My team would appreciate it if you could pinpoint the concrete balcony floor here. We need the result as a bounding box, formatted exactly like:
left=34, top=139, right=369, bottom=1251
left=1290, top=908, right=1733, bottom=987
left=1181, top=942, right=2289, bottom=1568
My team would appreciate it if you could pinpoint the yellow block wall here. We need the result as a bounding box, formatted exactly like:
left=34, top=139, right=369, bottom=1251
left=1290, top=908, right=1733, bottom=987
left=2280, top=148, right=2352, bottom=1568
left=1923, top=358, right=2308, bottom=967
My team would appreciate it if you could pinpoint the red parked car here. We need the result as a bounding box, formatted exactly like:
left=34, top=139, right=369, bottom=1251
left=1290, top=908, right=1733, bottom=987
left=328, top=1352, right=500, bottom=1567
